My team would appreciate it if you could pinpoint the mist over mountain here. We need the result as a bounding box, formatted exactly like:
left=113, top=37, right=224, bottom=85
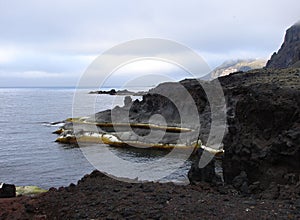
left=209, top=59, right=266, bottom=79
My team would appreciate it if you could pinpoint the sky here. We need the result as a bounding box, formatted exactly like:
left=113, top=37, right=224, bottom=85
left=0, top=0, right=299, bottom=87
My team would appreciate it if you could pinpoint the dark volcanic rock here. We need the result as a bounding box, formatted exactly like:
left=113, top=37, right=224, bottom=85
left=89, top=89, right=146, bottom=96
left=266, top=21, right=300, bottom=68
left=2, top=170, right=300, bottom=219
left=188, top=148, right=222, bottom=185
left=60, top=66, right=300, bottom=197
left=232, top=171, right=249, bottom=194
left=185, top=68, right=300, bottom=196
left=220, top=69, right=300, bottom=195
left=0, top=183, right=16, bottom=198
left=63, top=67, right=300, bottom=194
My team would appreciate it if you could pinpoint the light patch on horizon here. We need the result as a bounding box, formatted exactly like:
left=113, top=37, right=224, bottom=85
left=113, top=60, right=179, bottom=75
left=102, top=60, right=191, bottom=87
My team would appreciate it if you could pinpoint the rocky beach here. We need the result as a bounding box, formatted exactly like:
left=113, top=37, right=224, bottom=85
left=1, top=22, right=300, bottom=219
left=1, top=170, right=300, bottom=219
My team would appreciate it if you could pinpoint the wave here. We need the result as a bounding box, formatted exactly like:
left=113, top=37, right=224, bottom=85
left=41, top=122, right=65, bottom=127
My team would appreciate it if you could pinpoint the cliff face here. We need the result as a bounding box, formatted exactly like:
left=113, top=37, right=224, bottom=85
left=266, top=22, right=300, bottom=68
left=188, top=68, right=300, bottom=198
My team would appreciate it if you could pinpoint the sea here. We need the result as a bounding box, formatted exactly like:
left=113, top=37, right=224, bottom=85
left=0, top=87, right=191, bottom=189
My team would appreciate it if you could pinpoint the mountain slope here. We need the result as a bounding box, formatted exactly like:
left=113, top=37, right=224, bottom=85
left=266, top=21, right=300, bottom=68
left=210, top=59, right=266, bottom=79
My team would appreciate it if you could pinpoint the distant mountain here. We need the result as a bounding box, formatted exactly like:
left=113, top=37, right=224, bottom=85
left=210, top=59, right=266, bottom=79
left=266, top=21, right=300, bottom=68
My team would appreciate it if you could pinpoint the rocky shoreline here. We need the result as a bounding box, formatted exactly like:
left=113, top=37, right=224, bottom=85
left=1, top=68, right=299, bottom=219
left=89, top=89, right=147, bottom=96
left=1, top=170, right=300, bottom=219
left=55, top=67, right=300, bottom=194
left=1, top=67, right=298, bottom=219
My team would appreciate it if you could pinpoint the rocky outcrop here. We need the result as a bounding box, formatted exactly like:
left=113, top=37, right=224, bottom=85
left=221, top=70, right=300, bottom=197
left=266, top=21, right=300, bottom=68
left=186, top=68, right=300, bottom=197
left=0, top=183, right=16, bottom=198
left=89, top=89, right=146, bottom=96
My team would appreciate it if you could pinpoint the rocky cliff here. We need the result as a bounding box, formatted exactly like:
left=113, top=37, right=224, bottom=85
left=186, top=67, right=300, bottom=198
left=219, top=68, right=300, bottom=198
left=266, top=21, right=300, bottom=68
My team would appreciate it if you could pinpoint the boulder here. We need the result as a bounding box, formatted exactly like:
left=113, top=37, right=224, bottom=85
left=0, top=183, right=16, bottom=198
left=188, top=148, right=222, bottom=185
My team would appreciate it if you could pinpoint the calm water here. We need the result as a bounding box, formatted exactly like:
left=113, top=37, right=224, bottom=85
left=0, top=88, right=191, bottom=189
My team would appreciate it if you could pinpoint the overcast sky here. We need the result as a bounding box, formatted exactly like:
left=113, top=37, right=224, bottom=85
left=0, top=0, right=299, bottom=87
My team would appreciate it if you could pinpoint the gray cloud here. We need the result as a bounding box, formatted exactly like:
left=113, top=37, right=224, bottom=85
left=0, top=0, right=299, bottom=86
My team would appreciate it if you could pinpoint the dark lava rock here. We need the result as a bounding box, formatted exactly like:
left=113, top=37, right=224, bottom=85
left=266, top=21, right=300, bottom=68
left=188, top=148, right=222, bottom=185
left=261, top=182, right=280, bottom=200
left=1, top=170, right=300, bottom=219
left=89, top=89, right=146, bottom=96
left=0, top=183, right=16, bottom=198
left=60, top=59, right=300, bottom=199
left=187, top=68, right=300, bottom=196
left=221, top=77, right=300, bottom=193
left=63, top=68, right=300, bottom=197
left=232, top=171, right=249, bottom=194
